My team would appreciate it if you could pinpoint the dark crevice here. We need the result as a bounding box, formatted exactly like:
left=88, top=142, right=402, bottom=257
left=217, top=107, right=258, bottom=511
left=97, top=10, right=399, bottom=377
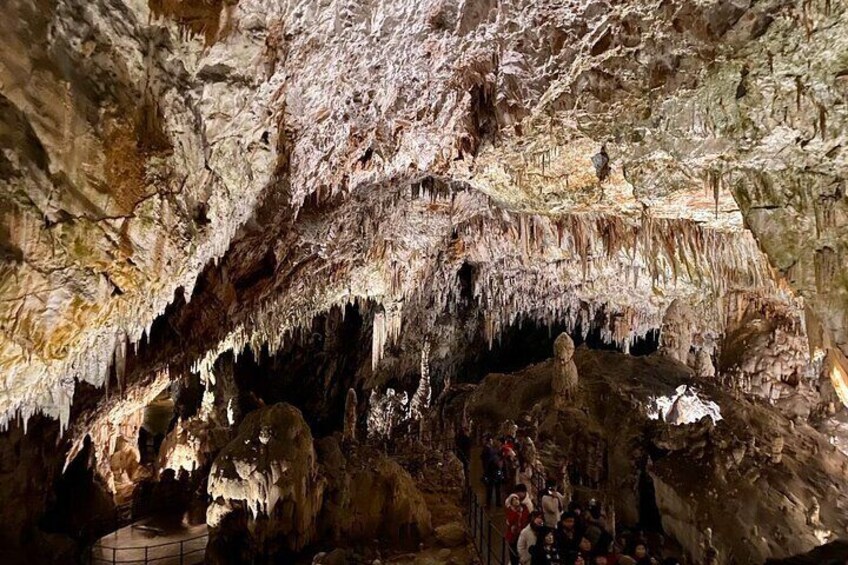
left=232, top=304, right=367, bottom=436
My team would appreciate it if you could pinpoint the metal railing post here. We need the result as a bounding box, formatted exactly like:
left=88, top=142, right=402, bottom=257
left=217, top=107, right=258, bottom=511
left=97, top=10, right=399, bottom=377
left=112, top=547, right=116, bottom=565
left=501, top=536, right=506, bottom=565
left=487, top=520, right=492, bottom=565
left=180, top=540, right=184, bottom=565
left=478, top=503, right=483, bottom=548
left=144, top=545, right=149, bottom=563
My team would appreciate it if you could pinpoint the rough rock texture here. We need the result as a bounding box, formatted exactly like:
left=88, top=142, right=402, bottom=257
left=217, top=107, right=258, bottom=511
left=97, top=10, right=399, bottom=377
left=719, top=295, right=826, bottom=419
left=315, top=436, right=432, bottom=547
left=207, top=403, right=324, bottom=554
left=342, top=388, right=358, bottom=444
left=158, top=414, right=229, bottom=476
left=7, top=0, right=847, bottom=433
left=2, top=0, right=848, bottom=559
left=659, top=299, right=696, bottom=365
left=461, top=347, right=848, bottom=563
left=552, top=332, right=578, bottom=408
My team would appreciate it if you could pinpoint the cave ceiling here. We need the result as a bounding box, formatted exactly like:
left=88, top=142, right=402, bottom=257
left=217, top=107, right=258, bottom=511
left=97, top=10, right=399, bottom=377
left=0, top=0, right=846, bottom=430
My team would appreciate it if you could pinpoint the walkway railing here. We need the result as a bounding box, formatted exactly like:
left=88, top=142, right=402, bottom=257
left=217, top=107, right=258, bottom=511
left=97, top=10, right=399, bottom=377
left=87, top=531, right=208, bottom=564
left=465, top=483, right=518, bottom=565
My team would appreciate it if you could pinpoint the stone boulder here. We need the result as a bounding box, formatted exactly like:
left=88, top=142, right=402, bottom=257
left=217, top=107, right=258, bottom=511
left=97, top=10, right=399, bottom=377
left=434, top=521, right=467, bottom=547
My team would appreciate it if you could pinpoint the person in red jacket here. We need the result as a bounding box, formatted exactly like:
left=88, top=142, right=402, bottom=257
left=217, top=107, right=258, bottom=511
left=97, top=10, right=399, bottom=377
left=506, top=484, right=535, bottom=564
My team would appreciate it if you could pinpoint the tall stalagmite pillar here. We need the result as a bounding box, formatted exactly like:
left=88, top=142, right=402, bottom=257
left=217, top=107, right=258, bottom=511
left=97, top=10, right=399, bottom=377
left=659, top=299, right=695, bottom=364
left=553, top=333, right=578, bottom=409
left=343, top=388, right=358, bottom=443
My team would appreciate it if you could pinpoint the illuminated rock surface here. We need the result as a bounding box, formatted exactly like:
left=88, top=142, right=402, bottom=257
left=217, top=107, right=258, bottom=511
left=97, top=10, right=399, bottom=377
left=0, top=0, right=847, bottom=563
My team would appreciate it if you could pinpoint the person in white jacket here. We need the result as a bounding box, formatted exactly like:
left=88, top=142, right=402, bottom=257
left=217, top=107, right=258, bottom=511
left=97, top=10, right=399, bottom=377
left=540, top=480, right=565, bottom=528
left=516, top=511, right=544, bottom=565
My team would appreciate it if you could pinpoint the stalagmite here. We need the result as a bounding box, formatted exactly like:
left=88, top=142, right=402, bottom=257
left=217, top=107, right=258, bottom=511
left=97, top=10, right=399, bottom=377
left=552, top=332, right=578, bottom=409
left=409, top=341, right=431, bottom=420
left=343, top=388, right=358, bottom=443
left=771, top=435, right=785, bottom=464
left=207, top=404, right=324, bottom=553
left=659, top=299, right=695, bottom=365
left=694, top=349, right=716, bottom=379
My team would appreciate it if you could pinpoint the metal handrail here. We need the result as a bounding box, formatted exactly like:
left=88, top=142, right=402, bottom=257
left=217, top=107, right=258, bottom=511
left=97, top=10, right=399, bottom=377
left=93, top=531, right=208, bottom=551
left=89, top=531, right=209, bottom=564
left=466, top=483, right=519, bottom=565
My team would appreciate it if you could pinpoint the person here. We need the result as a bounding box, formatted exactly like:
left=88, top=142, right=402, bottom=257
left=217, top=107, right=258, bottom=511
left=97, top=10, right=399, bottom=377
left=592, top=532, right=619, bottom=565
left=506, top=485, right=535, bottom=564
left=555, top=512, right=582, bottom=558
left=518, top=511, right=545, bottom=565
left=502, top=439, right=519, bottom=486
left=456, top=425, right=472, bottom=479
left=575, top=536, right=594, bottom=563
left=567, top=501, right=588, bottom=533
left=593, top=556, right=609, bottom=565
left=629, top=543, right=657, bottom=565
left=516, top=458, right=536, bottom=498
left=541, top=480, right=565, bottom=527
left=531, top=528, right=564, bottom=565
left=584, top=499, right=610, bottom=541
left=482, top=434, right=505, bottom=507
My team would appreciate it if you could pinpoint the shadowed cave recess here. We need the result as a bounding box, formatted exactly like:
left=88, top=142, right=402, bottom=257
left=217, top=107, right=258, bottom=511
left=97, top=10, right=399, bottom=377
left=1, top=1, right=848, bottom=564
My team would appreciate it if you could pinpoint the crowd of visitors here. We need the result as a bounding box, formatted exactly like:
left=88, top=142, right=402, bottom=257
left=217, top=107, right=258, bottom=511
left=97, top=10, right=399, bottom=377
left=479, top=430, right=685, bottom=565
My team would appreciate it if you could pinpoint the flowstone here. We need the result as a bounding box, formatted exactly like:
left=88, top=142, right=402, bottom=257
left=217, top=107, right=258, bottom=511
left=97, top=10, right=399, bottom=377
left=206, top=403, right=324, bottom=554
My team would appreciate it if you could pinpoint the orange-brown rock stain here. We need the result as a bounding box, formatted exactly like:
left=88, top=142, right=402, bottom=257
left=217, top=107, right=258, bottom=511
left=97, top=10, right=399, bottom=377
left=149, top=0, right=233, bottom=46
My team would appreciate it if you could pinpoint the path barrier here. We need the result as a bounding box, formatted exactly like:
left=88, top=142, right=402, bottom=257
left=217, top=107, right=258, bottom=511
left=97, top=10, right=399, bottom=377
left=465, top=481, right=519, bottom=565
left=86, top=432, right=515, bottom=564
left=87, top=530, right=208, bottom=564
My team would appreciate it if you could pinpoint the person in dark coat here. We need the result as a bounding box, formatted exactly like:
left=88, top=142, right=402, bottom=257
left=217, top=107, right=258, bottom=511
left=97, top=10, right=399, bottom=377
left=481, top=434, right=505, bottom=507
left=456, top=425, right=472, bottom=479
left=555, top=511, right=583, bottom=560
left=532, top=528, right=565, bottom=565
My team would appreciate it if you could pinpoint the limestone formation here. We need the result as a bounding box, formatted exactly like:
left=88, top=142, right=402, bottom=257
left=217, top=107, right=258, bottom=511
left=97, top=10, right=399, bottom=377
left=342, top=388, right=358, bottom=444
left=553, top=333, right=578, bottom=408
left=770, top=435, right=785, bottom=465
left=7, top=0, right=848, bottom=436
left=693, top=349, right=716, bottom=379
left=2, top=0, right=848, bottom=562
left=409, top=341, right=432, bottom=420
left=659, top=300, right=695, bottom=365
left=464, top=347, right=848, bottom=563
left=207, top=403, right=324, bottom=554
left=315, top=437, right=432, bottom=545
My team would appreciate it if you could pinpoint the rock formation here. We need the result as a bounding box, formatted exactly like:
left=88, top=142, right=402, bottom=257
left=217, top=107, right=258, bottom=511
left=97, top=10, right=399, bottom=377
left=1, top=0, right=848, bottom=562
left=5, top=0, right=848, bottom=435
left=342, top=388, right=358, bottom=444
left=463, top=347, right=848, bottom=563
left=315, top=437, right=432, bottom=546
left=207, top=403, right=324, bottom=555
left=553, top=332, right=579, bottom=408
left=659, top=299, right=695, bottom=366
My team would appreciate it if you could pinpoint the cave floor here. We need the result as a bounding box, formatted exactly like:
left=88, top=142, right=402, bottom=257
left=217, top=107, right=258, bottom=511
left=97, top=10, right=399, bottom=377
left=90, top=516, right=207, bottom=564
